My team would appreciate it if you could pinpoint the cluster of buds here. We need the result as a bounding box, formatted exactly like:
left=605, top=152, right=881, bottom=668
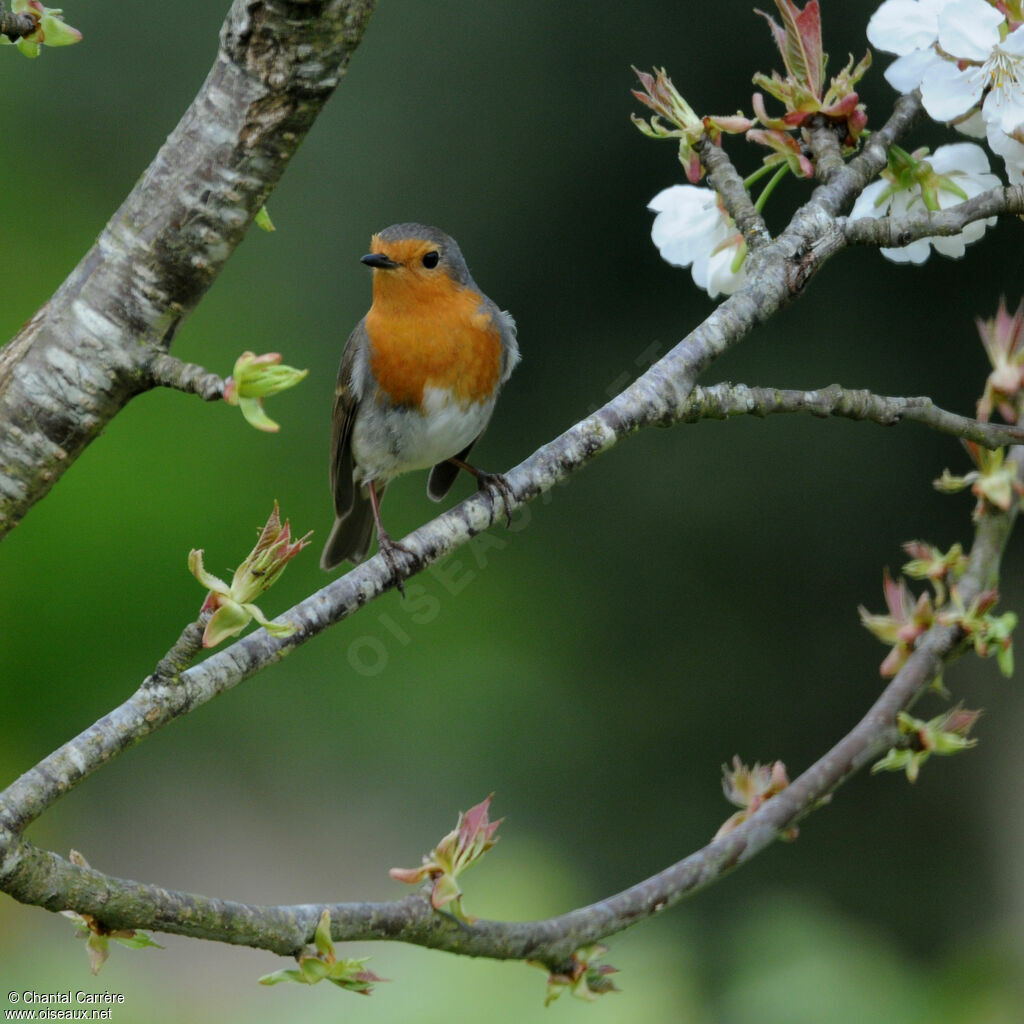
left=934, top=442, right=1024, bottom=521
left=536, top=944, right=620, bottom=1006
left=872, top=708, right=981, bottom=783
left=859, top=569, right=936, bottom=678
left=223, top=351, right=308, bottom=433
left=189, top=502, right=310, bottom=648
left=938, top=588, right=1017, bottom=678
left=60, top=852, right=161, bottom=975
left=901, top=541, right=967, bottom=608
left=259, top=910, right=384, bottom=995
left=633, top=1, right=868, bottom=186
left=631, top=66, right=751, bottom=183
left=976, top=298, right=1024, bottom=423
left=1, top=1, right=81, bottom=57
left=714, top=756, right=794, bottom=840
left=862, top=546, right=1016, bottom=685
left=751, top=0, right=869, bottom=162
left=389, top=795, right=501, bottom=923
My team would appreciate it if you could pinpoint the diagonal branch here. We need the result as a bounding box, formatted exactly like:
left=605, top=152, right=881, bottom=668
left=0, top=0, right=377, bottom=540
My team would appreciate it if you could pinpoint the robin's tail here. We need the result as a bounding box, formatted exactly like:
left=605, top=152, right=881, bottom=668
left=320, top=485, right=379, bottom=571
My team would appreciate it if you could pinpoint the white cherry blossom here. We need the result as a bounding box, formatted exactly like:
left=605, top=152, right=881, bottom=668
left=648, top=185, right=748, bottom=299
left=849, top=142, right=1000, bottom=263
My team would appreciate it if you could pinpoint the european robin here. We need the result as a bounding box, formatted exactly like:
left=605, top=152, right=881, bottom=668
left=320, top=223, right=520, bottom=586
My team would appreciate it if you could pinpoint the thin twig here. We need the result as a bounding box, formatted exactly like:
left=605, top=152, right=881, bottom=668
left=0, top=9, right=36, bottom=42
left=844, top=184, right=1024, bottom=246
left=803, top=114, right=846, bottom=182
left=145, top=615, right=211, bottom=687
left=698, top=135, right=772, bottom=248
left=687, top=383, right=1024, bottom=447
left=149, top=354, right=225, bottom=402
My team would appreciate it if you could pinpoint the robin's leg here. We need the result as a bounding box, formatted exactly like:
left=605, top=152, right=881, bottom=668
left=368, top=481, right=414, bottom=596
left=446, top=457, right=515, bottom=527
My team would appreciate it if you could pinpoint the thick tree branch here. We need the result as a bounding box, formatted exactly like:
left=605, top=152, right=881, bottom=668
left=0, top=0, right=376, bottom=540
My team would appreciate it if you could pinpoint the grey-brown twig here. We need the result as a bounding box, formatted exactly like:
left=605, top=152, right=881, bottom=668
left=148, top=354, right=225, bottom=402
left=698, top=134, right=771, bottom=248
left=844, top=185, right=1024, bottom=247
left=0, top=7, right=35, bottom=42
left=686, top=383, right=1024, bottom=446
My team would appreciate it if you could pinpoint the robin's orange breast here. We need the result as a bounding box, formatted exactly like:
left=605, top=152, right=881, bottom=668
left=365, top=283, right=503, bottom=409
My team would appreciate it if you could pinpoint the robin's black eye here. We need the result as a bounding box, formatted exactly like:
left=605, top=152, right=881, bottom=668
left=421, top=250, right=440, bottom=269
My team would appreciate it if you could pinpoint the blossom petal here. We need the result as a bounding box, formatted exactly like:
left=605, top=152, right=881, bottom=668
left=921, top=59, right=984, bottom=120
left=953, top=108, right=988, bottom=137
left=930, top=233, right=969, bottom=258
left=884, top=47, right=944, bottom=92
left=704, top=246, right=746, bottom=299
left=850, top=179, right=892, bottom=219
left=936, top=0, right=1003, bottom=61
left=868, top=0, right=942, bottom=55
left=982, top=76, right=1024, bottom=136
left=649, top=185, right=746, bottom=297
left=928, top=140, right=996, bottom=175
left=650, top=186, right=722, bottom=266
left=1004, top=25, right=1024, bottom=59
left=882, top=238, right=933, bottom=263
left=987, top=124, right=1024, bottom=182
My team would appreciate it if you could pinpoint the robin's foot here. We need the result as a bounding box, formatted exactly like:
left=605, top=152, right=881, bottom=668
left=476, top=470, right=515, bottom=527
left=377, top=530, right=416, bottom=597
left=446, top=457, right=516, bottom=527
left=446, top=458, right=512, bottom=528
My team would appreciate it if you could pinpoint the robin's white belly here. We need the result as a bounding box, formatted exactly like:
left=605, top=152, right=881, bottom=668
left=352, top=386, right=496, bottom=483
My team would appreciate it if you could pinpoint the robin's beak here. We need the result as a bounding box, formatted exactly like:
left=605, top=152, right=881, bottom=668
left=361, top=252, right=399, bottom=270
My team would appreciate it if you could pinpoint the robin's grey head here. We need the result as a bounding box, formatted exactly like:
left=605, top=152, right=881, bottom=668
left=362, top=223, right=473, bottom=287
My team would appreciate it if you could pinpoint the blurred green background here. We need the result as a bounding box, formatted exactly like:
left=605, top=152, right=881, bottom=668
left=2, top=1, right=1023, bottom=1020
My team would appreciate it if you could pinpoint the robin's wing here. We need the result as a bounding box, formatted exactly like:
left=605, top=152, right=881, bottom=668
left=328, top=319, right=365, bottom=519
left=496, top=308, right=520, bottom=384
